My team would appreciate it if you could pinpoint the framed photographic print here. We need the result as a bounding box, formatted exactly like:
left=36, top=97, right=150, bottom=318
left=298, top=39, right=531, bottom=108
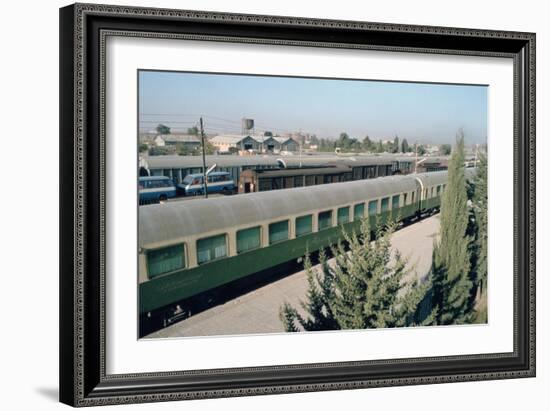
left=59, top=3, right=536, bottom=407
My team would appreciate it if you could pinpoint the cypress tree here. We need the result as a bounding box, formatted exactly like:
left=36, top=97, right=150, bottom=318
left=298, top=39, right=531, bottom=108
left=472, top=151, right=488, bottom=294
left=430, top=131, right=474, bottom=325
left=401, top=138, right=410, bottom=153
left=280, top=220, right=435, bottom=332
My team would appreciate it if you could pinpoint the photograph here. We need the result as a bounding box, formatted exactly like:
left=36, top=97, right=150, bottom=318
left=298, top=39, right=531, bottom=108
left=137, top=71, right=489, bottom=339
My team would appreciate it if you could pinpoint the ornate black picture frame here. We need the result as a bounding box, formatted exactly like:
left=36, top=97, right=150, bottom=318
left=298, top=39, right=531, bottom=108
left=59, top=3, right=535, bottom=407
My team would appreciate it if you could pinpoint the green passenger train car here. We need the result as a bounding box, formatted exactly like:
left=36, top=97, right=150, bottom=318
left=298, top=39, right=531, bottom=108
left=138, top=170, right=470, bottom=332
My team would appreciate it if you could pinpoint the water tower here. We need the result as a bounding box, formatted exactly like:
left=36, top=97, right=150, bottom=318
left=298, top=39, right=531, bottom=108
left=241, top=118, right=254, bottom=135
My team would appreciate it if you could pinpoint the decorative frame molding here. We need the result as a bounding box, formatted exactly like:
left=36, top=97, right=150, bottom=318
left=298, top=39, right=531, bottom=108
left=59, top=3, right=535, bottom=407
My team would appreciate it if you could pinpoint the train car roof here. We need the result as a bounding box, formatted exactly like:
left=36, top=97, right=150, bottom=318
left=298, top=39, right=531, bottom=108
left=415, top=168, right=476, bottom=188
left=139, top=174, right=424, bottom=247
left=414, top=170, right=448, bottom=186
left=246, top=165, right=352, bottom=177
left=139, top=153, right=407, bottom=170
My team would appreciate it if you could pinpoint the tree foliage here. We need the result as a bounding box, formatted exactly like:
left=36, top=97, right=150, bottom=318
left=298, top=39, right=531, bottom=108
left=440, top=144, right=452, bottom=155
left=280, top=219, right=436, bottom=332
left=466, top=149, right=488, bottom=313
left=401, top=138, right=410, bottom=153
left=472, top=151, right=488, bottom=293
left=392, top=136, right=400, bottom=153
left=430, top=131, right=474, bottom=325
left=187, top=126, right=199, bottom=135
left=155, top=124, right=171, bottom=135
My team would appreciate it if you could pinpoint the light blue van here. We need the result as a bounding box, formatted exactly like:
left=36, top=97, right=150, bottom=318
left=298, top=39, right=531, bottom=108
left=139, top=176, right=177, bottom=204
left=177, top=172, right=235, bottom=196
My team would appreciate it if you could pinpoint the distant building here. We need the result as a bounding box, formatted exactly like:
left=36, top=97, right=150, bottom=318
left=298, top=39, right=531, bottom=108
left=154, top=134, right=201, bottom=151
left=262, top=136, right=282, bottom=153
left=210, top=134, right=260, bottom=152
left=276, top=137, right=300, bottom=152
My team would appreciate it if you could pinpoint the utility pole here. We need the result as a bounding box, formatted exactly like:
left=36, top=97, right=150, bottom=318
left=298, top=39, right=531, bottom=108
left=200, top=117, right=208, bottom=199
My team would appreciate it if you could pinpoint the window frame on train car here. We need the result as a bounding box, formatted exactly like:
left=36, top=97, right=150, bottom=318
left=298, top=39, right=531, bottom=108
left=381, top=197, right=390, bottom=213
left=353, top=203, right=365, bottom=220
left=268, top=220, right=290, bottom=244
left=295, top=214, right=313, bottom=237
left=412, top=191, right=416, bottom=203
left=318, top=210, right=333, bottom=230
left=305, top=175, right=315, bottom=186
left=146, top=243, right=186, bottom=279
left=391, top=195, right=400, bottom=210
left=196, top=233, right=228, bottom=265
left=258, top=178, right=272, bottom=192
left=236, top=226, right=262, bottom=254
left=337, top=206, right=350, bottom=225
left=403, top=192, right=408, bottom=205
left=368, top=199, right=378, bottom=216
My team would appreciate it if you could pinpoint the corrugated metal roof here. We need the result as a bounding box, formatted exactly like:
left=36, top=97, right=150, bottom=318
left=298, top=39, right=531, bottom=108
left=139, top=173, right=428, bottom=246
left=209, top=135, right=248, bottom=144
left=141, top=155, right=281, bottom=169
left=162, top=134, right=201, bottom=143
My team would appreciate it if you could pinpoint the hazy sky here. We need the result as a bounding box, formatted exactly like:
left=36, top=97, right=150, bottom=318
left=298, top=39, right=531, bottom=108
left=139, top=70, right=487, bottom=144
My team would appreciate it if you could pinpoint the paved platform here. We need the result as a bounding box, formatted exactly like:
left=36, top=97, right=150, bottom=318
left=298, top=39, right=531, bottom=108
left=146, top=214, right=440, bottom=339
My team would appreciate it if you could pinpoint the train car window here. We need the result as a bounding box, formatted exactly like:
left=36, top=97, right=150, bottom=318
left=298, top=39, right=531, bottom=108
left=295, top=215, right=313, bottom=237
left=412, top=191, right=415, bottom=203
left=294, top=176, right=304, bottom=187
left=147, top=244, right=185, bottom=278
left=403, top=193, right=408, bottom=205
left=368, top=200, right=378, bottom=216
left=272, top=177, right=283, bottom=190
left=437, top=185, right=441, bottom=196
left=381, top=197, right=390, bottom=213
left=197, top=234, right=227, bottom=265
left=366, top=166, right=376, bottom=179
left=337, top=207, right=350, bottom=225
left=269, top=220, right=289, bottom=244
left=305, top=175, right=315, bottom=186
left=392, top=195, right=400, bottom=210
left=237, top=226, right=261, bottom=254
left=354, top=203, right=365, bottom=220
left=259, top=179, right=271, bottom=191
left=431, top=187, right=435, bottom=197
left=316, top=175, right=324, bottom=185
left=318, top=210, right=333, bottom=230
